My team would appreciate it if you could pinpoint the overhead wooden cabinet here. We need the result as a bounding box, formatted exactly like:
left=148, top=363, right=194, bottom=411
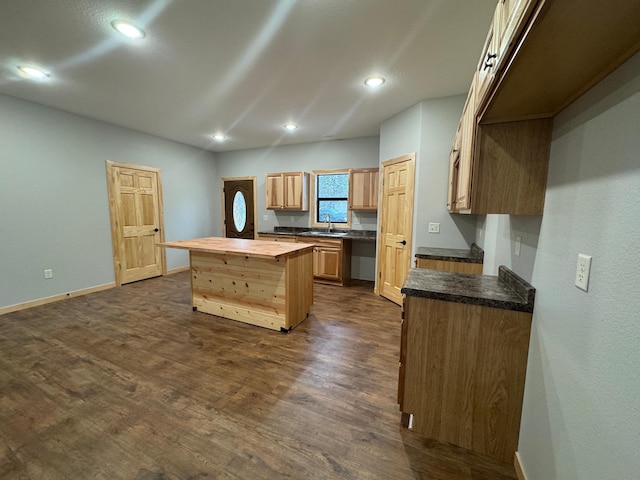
left=448, top=0, right=640, bottom=215
left=349, top=168, right=379, bottom=211
left=265, top=172, right=309, bottom=211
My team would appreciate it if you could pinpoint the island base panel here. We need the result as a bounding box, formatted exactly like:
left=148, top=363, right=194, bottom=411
left=190, top=250, right=312, bottom=331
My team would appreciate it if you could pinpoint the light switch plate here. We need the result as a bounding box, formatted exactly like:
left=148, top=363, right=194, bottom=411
left=575, top=254, right=592, bottom=291
left=428, top=222, right=440, bottom=233
left=263, top=214, right=269, bottom=221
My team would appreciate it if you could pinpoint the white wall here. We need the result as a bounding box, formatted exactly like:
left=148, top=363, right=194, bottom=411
left=0, top=94, right=219, bottom=309
left=514, top=52, right=640, bottom=479
left=216, top=136, right=380, bottom=280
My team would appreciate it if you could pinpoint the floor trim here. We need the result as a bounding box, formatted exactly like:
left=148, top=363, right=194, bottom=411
left=0, top=282, right=116, bottom=316
left=167, top=266, right=190, bottom=275
left=514, top=451, right=528, bottom=480
left=0, top=268, right=191, bottom=316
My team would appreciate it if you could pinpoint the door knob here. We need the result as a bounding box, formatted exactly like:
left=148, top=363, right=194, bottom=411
left=154, top=228, right=159, bottom=232
left=397, top=240, right=407, bottom=245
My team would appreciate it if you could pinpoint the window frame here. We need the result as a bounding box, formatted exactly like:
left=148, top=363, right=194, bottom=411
left=311, top=168, right=351, bottom=228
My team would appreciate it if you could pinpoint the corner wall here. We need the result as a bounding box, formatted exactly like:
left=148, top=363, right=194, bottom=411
left=516, top=52, right=640, bottom=479
left=0, top=94, right=219, bottom=309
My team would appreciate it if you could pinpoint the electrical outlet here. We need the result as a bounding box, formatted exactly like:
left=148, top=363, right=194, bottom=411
left=575, top=254, right=592, bottom=291
left=515, top=236, right=522, bottom=256
left=263, top=214, right=269, bottom=221
left=44, top=269, right=53, bottom=279
left=428, top=222, right=440, bottom=233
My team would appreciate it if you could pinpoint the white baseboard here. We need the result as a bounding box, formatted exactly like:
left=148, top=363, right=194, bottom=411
left=167, top=266, right=190, bottom=275
left=514, top=451, right=529, bottom=480
left=0, top=282, right=116, bottom=316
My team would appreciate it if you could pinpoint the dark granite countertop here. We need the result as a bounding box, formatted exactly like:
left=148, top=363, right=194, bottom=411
left=401, top=265, right=535, bottom=313
left=258, top=227, right=377, bottom=241
left=415, top=243, right=484, bottom=264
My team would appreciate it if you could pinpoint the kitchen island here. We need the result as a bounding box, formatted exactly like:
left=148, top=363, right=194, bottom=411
left=161, top=237, right=314, bottom=331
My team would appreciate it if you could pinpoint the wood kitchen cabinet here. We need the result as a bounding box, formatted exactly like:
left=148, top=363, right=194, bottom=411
left=265, top=172, right=309, bottom=211
left=448, top=0, right=640, bottom=215
left=256, top=233, right=297, bottom=243
left=297, top=236, right=351, bottom=286
left=399, top=267, right=535, bottom=463
left=349, top=168, right=379, bottom=211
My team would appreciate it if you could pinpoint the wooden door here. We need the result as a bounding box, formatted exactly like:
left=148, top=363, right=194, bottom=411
left=265, top=174, right=283, bottom=209
left=222, top=177, right=256, bottom=239
left=106, top=161, right=165, bottom=286
left=376, top=154, right=415, bottom=305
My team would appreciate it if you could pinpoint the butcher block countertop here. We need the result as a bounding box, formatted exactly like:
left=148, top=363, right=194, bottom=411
left=161, top=237, right=313, bottom=259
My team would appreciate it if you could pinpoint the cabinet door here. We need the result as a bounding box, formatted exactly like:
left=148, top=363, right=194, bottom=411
left=456, top=76, right=477, bottom=211
left=282, top=173, right=302, bottom=209
left=265, top=174, right=284, bottom=209
left=475, top=19, right=498, bottom=112
left=349, top=168, right=379, bottom=211
left=316, top=247, right=341, bottom=280
left=447, top=126, right=462, bottom=212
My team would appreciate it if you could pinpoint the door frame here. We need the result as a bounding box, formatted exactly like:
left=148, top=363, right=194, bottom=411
left=220, top=176, right=258, bottom=239
left=106, top=160, right=167, bottom=286
left=375, top=153, right=416, bottom=303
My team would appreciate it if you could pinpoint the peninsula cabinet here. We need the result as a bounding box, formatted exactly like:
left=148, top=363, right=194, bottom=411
left=399, top=267, right=535, bottom=463
left=265, top=172, right=309, bottom=211
left=348, top=168, right=379, bottom=211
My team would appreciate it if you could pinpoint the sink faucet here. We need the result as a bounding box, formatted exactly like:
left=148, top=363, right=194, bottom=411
left=324, top=213, right=332, bottom=232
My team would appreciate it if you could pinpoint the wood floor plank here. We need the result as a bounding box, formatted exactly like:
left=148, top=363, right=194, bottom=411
left=0, top=272, right=517, bottom=479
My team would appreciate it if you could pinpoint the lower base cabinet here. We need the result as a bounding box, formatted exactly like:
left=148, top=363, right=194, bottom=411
left=304, top=237, right=351, bottom=286
left=257, top=234, right=351, bottom=285
left=399, top=295, right=532, bottom=463
left=415, top=258, right=483, bottom=274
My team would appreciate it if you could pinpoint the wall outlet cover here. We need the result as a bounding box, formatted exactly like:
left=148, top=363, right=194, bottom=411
left=428, top=222, right=440, bottom=233
left=575, top=254, right=592, bottom=291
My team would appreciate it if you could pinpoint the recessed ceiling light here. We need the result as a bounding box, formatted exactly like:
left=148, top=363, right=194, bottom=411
left=364, top=76, right=386, bottom=87
left=212, top=134, right=226, bottom=141
left=17, top=66, right=49, bottom=79
left=111, top=20, right=146, bottom=39
left=284, top=123, right=298, bottom=131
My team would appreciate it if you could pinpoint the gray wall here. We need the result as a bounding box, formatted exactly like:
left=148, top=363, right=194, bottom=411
left=378, top=95, right=478, bottom=267
left=0, top=94, right=219, bottom=309
left=216, top=137, right=380, bottom=280
left=514, top=52, right=640, bottom=480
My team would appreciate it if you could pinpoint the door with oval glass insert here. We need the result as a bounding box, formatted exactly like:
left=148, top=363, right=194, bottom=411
left=222, top=178, right=256, bottom=239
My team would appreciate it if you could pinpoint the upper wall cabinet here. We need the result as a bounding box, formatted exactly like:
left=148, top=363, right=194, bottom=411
left=480, top=0, right=640, bottom=122
left=449, top=0, right=640, bottom=215
left=265, top=172, right=309, bottom=211
left=349, top=168, right=379, bottom=211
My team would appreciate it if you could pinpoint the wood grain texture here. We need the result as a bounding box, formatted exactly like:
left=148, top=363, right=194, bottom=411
left=349, top=168, right=379, bottom=211
left=189, top=247, right=313, bottom=331
left=416, top=258, right=483, bottom=274
left=0, top=273, right=518, bottom=480
left=162, top=236, right=312, bottom=259
left=470, top=118, right=552, bottom=215
left=402, top=296, right=532, bottom=463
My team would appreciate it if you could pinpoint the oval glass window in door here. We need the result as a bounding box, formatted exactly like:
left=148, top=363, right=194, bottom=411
left=232, top=190, right=247, bottom=232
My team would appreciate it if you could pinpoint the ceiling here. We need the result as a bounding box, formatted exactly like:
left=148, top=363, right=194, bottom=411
left=0, top=0, right=496, bottom=153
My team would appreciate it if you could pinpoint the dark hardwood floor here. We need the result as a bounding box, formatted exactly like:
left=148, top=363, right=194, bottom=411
left=0, top=272, right=517, bottom=479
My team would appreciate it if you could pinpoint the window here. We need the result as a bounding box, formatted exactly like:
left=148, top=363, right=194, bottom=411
left=312, top=169, right=350, bottom=226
